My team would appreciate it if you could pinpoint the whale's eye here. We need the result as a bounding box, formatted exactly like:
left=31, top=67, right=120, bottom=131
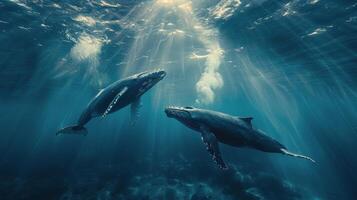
left=184, top=106, right=193, bottom=109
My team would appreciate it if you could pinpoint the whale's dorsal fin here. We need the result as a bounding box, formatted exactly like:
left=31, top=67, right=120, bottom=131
left=200, top=125, right=228, bottom=170
left=239, top=117, right=253, bottom=127
left=102, top=86, right=128, bottom=118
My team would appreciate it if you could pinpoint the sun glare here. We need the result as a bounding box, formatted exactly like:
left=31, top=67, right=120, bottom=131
left=155, top=0, right=192, bottom=12
left=156, top=0, right=175, bottom=5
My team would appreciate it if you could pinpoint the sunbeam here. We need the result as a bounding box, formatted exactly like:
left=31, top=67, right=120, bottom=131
left=118, top=0, right=224, bottom=104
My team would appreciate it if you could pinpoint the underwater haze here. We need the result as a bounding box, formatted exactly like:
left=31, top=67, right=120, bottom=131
left=1, top=0, right=357, bottom=199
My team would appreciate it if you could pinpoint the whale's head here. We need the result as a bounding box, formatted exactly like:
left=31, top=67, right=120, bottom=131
left=134, top=69, right=166, bottom=94
left=165, top=106, right=201, bottom=130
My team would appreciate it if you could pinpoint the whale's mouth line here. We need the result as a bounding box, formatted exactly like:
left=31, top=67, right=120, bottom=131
left=138, top=70, right=166, bottom=93
left=139, top=78, right=156, bottom=93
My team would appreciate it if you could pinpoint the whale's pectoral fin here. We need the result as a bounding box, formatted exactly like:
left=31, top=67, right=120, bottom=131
left=102, top=86, right=128, bottom=118
left=56, top=125, right=88, bottom=136
left=130, top=97, right=142, bottom=126
left=200, top=126, right=228, bottom=170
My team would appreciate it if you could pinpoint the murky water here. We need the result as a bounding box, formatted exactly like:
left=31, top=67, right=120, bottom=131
left=1, top=0, right=357, bottom=199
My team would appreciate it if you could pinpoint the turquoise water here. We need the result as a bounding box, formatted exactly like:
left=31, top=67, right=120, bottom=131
left=1, top=0, right=357, bottom=199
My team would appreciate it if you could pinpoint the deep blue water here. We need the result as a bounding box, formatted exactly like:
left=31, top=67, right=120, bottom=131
left=1, top=0, right=357, bottom=199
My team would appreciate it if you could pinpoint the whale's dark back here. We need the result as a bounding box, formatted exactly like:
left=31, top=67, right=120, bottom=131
left=199, top=110, right=285, bottom=152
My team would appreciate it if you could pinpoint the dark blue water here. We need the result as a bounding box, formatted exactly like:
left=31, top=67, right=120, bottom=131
left=1, top=0, right=357, bottom=199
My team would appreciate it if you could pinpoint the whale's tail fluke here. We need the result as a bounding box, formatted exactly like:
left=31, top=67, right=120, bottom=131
left=280, top=148, right=316, bottom=163
left=56, top=125, right=88, bottom=136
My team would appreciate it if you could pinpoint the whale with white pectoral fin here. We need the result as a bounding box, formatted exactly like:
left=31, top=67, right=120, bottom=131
left=56, top=69, right=166, bottom=135
left=165, top=106, right=315, bottom=170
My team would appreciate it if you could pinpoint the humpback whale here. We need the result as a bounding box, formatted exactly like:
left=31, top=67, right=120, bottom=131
left=165, top=106, right=315, bottom=170
left=56, top=69, right=166, bottom=135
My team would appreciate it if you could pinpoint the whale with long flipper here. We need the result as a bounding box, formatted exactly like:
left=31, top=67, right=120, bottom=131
left=56, top=69, right=166, bottom=135
left=165, top=106, right=315, bottom=170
